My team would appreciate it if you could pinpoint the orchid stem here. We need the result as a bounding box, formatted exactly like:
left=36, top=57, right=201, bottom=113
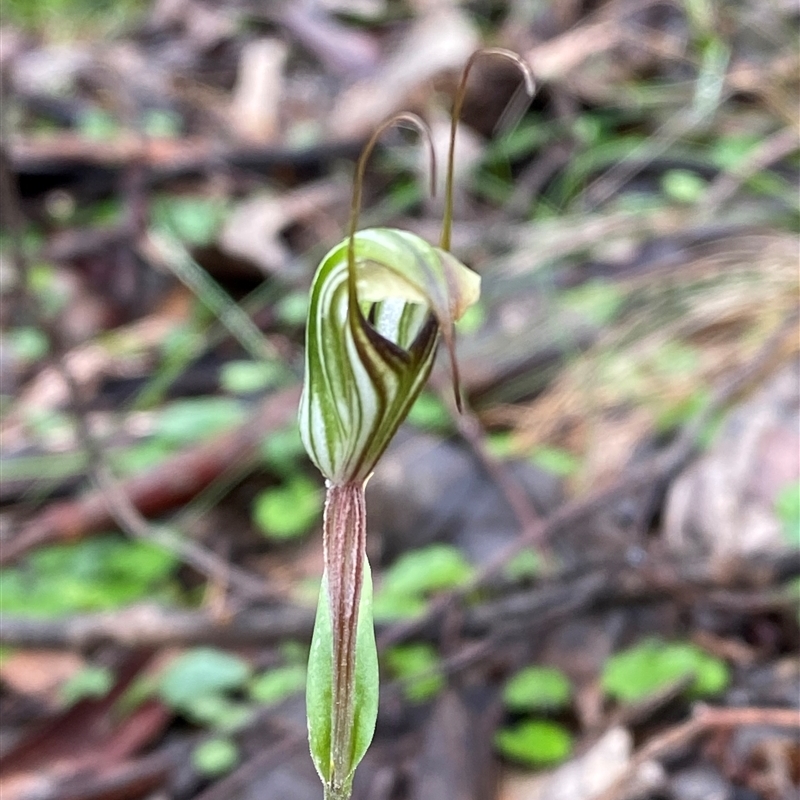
left=323, top=482, right=367, bottom=798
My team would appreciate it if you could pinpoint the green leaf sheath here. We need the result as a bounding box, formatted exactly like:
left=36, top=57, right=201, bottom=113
left=307, top=483, right=378, bottom=799
left=298, top=228, right=480, bottom=485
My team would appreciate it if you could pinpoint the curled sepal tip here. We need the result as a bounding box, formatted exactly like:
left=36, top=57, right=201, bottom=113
left=440, top=47, right=535, bottom=253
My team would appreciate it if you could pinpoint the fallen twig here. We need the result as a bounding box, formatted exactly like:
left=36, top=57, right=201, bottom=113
left=595, top=704, right=800, bottom=800
left=430, top=378, right=550, bottom=557
left=16, top=750, right=177, bottom=800
left=0, top=602, right=315, bottom=649
left=0, top=385, right=300, bottom=567
left=191, top=728, right=307, bottom=800
left=703, top=125, right=800, bottom=214
left=11, top=133, right=363, bottom=200
left=2, top=550, right=795, bottom=650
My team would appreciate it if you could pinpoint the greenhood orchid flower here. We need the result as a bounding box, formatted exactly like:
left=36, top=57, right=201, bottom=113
left=298, top=49, right=534, bottom=800
left=299, top=225, right=480, bottom=486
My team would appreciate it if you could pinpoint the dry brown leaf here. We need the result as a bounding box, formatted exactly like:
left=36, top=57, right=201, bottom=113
left=328, top=7, right=479, bottom=139
left=230, top=39, right=288, bottom=143
left=0, top=650, right=84, bottom=700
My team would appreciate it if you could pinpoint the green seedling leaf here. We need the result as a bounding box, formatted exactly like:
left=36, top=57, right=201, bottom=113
left=530, top=446, right=580, bottom=477
left=29, top=262, right=67, bottom=316
left=486, top=431, right=516, bottom=459
left=371, top=590, right=427, bottom=622
left=711, top=134, right=760, bottom=171
left=185, top=694, right=254, bottom=731
left=572, top=114, right=603, bottom=146
left=380, top=544, right=474, bottom=598
left=650, top=341, right=701, bottom=376
left=60, top=665, right=114, bottom=706
left=655, top=388, right=710, bottom=433
left=495, top=720, right=573, bottom=768
left=482, top=117, right=550, bottom=164
left=143, top=109, right=182, bottom=138
left=85, top=198, right=123, bottom=226
left=160, top=326, right=204, bottom=360
left=0, top=536, right=177, bottom=617
left=406, top=391, right=452, bottom=432
left=472, top=169, right=515, bottom=205
left=560, top=280, right=624, bottom=327
left=115, top=674, right=158, bottom=717
left=111, top=440, right=173, bottom=477
left=154, top=398, right=245, bottom=445
left=775, top=482, right=800, bottom=548
left=250, top=665, right=306, bottom=705
left=158, top=648, right=251, bottom=710
left=689, top=650, right=730, bottom=698
left=152, top=196, right=228, bottom=246
left=504, top=548, right=543, bottom=581
left=276, top=292, right=310, bottom=327
left=697, top=410, right=725, bottom=451
left=7, top=326, right=49, bottom=363
left=0, top=451, right=86, bottom=483
left=662, top=169, right=707, bottom=204
left=385, top=643, right=444, bottom=702
left=260, top=424, right=306, bottom=474
left=373, top=543, right=473, bottom=622
left=193, top=737, right=239, bottom=777
left=602, top=640, right=729, bottom=704
left=280, top=641, right=307, bottom=664
left=503, top=666, right=572, bottom=713
left=78, top=108, right=119, bottom=140
left=4, top=0, right=145, bottom=39
left=220, top=360, right=284, bottom=395
left=253, top=476, right=323, bottom=540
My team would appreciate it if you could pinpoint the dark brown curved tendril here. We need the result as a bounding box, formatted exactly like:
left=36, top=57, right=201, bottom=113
left=346, top=113, right=437, bottom=309
left=440, top=48, right=535, bottom=253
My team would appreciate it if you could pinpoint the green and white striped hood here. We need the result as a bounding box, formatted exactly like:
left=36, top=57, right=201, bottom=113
left=299, top=226, right=480, bottom=486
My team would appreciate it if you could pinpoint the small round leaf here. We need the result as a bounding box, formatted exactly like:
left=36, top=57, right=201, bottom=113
left=193, top=737, right=239, bottom=776
left=503, top=666, right=572, bottom=713
left=495, top=720, right=573, bottom=767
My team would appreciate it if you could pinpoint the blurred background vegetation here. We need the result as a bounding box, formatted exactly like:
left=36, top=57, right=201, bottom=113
left=0, top=0, right=797, bottom=798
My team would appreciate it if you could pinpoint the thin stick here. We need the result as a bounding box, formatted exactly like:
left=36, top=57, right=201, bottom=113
left=703, top=125, right=799, bottom=214
left=595, top=704, right=800, bottom=800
